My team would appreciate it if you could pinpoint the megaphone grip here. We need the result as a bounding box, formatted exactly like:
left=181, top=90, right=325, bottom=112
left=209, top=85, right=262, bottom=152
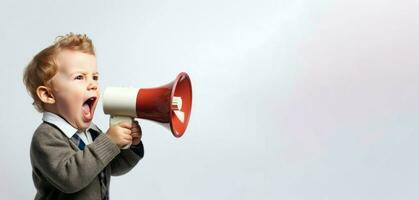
left=109, top=115, right=133, bottom=149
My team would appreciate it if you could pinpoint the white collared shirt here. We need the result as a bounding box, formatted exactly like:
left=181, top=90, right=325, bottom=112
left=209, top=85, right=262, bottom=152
left=42, top=112, right=99, bottom=145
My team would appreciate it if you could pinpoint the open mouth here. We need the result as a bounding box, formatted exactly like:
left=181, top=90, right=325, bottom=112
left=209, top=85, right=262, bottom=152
left=82, top=96, right=97, bottom=122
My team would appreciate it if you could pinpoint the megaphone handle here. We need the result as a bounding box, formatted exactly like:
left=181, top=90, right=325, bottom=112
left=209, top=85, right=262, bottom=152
left=109, top=115, right=134, bottom=149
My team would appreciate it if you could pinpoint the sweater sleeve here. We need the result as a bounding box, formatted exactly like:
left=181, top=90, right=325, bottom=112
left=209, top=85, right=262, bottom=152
left=110, top=142, right=144, bottom=176
left=30, top=124, right=120, bottom=193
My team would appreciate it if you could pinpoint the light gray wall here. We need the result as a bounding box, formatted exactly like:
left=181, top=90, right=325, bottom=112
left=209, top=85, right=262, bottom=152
left=1, top=0, right=418, bottom=199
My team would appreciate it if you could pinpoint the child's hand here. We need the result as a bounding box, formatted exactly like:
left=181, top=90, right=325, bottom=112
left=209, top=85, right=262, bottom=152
left=131, top=120, right=142, bottom=146
left=106, top=122, right=133, bottom=149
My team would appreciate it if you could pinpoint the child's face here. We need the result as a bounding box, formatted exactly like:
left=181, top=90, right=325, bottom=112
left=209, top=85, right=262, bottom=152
left=50, top=50, right=100, bottom=130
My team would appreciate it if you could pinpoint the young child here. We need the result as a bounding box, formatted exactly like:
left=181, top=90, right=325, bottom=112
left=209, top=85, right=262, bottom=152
left=23, top=33, right=144, bottom=200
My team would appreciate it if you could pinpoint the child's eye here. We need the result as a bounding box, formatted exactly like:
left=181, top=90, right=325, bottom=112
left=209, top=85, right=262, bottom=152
left=74, top=75, right=84, bottom=80
left=93, top=75, right=99, bottom=81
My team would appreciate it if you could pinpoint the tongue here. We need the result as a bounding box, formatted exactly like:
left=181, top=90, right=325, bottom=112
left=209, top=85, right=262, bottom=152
left=82, top=103, right=92, bottom=121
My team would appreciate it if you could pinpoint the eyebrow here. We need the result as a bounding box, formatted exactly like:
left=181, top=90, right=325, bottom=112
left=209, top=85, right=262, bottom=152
left=72, top=71, right=99, bottom=75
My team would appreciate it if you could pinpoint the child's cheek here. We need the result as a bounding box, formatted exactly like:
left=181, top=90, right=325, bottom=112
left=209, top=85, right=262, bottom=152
left=55, top=89, right=81, bottom=108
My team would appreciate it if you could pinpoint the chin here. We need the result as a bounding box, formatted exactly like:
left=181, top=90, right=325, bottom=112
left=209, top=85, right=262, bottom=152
left=76, top=123, right=89, bottom=130
left=75, top=116, right=93, bottom=130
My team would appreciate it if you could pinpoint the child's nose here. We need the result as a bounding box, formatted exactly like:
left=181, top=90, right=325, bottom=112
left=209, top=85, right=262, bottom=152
left=87, top=80, right=98, bottom=91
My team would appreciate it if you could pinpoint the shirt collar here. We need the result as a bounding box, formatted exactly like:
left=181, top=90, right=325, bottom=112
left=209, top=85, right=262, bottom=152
left=42, top=112, right=100, bottom=138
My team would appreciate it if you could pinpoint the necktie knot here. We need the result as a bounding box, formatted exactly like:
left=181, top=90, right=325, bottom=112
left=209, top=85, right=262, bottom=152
left=71, top=134, right=85, bottom=150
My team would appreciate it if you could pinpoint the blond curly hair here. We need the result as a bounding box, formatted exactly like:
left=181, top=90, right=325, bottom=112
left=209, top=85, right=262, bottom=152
left=23, top=33, right=95, bottom=112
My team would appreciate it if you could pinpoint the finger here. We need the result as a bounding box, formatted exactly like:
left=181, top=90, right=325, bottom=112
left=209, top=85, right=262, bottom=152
left=125, top=128, right=133, bottom=135
left=131, top=121, right=140, bottom=128
left=118, top=122, right=133, bottom=129
left=131, top=126, right=139, bottom=132
left=133, top=120, right=141, bottom=129
left=131, top=120, right=139, bottom=128
left=117, top=126, right=131, bottom=135
left=125, top=137, right=133, bottom=142
left=123, top=134, right=133, bottom=141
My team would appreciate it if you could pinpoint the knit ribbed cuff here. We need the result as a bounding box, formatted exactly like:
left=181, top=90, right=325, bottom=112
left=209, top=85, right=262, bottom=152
left=91, top=134, right=120, bottom=165
left=130, top=141, right=144, bottom=158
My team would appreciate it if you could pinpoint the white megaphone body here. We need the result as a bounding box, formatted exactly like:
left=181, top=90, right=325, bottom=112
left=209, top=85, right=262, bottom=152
left=103, top=72, right=192, bottom=148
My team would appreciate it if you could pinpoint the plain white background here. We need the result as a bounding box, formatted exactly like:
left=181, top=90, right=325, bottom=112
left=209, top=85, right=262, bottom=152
left=1, top=0, right=419, bottom=199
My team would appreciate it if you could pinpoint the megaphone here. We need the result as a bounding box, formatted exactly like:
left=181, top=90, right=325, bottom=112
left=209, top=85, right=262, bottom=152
left=103, top=72, right=192, bottom=148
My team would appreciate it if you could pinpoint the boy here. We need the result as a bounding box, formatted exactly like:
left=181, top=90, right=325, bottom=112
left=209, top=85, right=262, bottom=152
left=23, top=33, right=144, bottom=200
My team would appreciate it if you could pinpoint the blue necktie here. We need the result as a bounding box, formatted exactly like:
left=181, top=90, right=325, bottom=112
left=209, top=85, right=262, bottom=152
left=72, top=131, right=109, bottom=200
left=71, top=133, right=85, bottom=150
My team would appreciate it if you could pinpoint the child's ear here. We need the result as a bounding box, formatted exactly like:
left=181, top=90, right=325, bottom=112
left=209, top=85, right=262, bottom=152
left=36, top=86, right=55, bottom=104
